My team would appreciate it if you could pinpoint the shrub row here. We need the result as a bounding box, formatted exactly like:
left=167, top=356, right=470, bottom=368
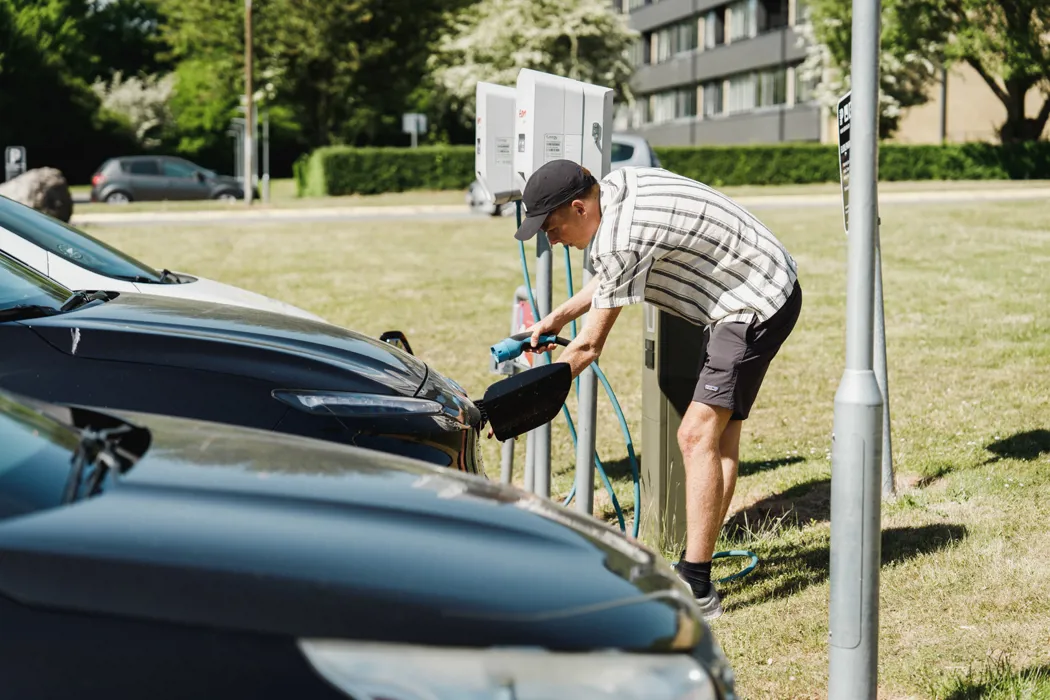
left=295, top=141, right=1050, bottom=196
left=294, top=145, right=476, bottom=197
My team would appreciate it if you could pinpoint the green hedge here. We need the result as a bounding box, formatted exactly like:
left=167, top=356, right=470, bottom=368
left=295, top=145, right=475, bottom=196
left=294, top=141, right=1050, bottom=196
left=654, top=141, right=1050, bottom=186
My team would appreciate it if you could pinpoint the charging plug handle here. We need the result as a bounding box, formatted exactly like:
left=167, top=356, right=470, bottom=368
left=490, top=333, right=565, bottom=364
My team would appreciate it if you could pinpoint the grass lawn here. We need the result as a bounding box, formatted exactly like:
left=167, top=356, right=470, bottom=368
left=69, top=177, right=1050, bottom=215
left=80, top=195, right=1050, bottom=699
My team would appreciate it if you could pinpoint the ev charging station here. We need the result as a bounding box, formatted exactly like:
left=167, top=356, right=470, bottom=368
left=474, top=82, right=519, bottom=207
left=640, top=304, right=706, bottom=549
left=478, top=72, right=618, bottom=514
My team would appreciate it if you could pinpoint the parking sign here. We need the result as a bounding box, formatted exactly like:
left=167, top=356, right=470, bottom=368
left=5, top=146, right=26, bottom=182
left=836, top=92, right=851, bottom=235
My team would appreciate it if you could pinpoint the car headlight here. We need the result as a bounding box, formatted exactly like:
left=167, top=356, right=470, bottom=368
left=272, top=390, right=444, bottom=418
left=297, top=640, right=722, bottom=700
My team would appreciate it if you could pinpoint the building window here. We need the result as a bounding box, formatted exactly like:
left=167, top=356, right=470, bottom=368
left=727, top=73, right=756, bottom=113
left=760, top=0, right=790, bottom=30
left=794, top=65, right=819, bottom=103
left=626, top=0, right=651, bottom=10
left=728, top=0, right=758, bottom=42
left=704, top=7, right=725, bottom=48
left=653, top=17, right=698, bottom=62
left=795, top=0, right=811, bottom=22
left=757, top=67, right=787, bottom=107
left=724, top=67, right=787, bottom=114
left=648, top=86, right=698, bottom=124
left=629, top=36, right=649, bottom=66
left=703, top=81, right=723, bottom=117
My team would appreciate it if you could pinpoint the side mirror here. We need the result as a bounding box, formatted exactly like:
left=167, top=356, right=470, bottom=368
left=195, top=171, right=206, bottom=182
left=379, top=330, right=414, bottom=356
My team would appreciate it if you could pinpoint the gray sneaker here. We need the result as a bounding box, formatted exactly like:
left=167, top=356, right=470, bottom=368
left=693, top=585, right=724, bottom=621
left=673, top=562, right=724, bottom=621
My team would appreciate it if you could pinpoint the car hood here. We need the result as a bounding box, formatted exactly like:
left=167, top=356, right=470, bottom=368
left=140, top=273, right=327, bottom=323
left=0, top=411, right=704, bottom=653
left=22, top=293, right=430, bottom=397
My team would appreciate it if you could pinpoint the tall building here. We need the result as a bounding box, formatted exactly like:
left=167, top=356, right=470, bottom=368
left=614, top=0, right=823, bottom=146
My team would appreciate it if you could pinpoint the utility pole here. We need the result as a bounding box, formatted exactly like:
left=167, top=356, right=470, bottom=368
left=828, top=0, right=883, bottom=694
left=243, top=0, right=254, bottom=206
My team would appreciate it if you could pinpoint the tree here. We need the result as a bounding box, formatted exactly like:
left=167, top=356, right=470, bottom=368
left=427, top=0, right=638, bottom=129
left=795, top=0, right=951, bottom=138
left=159, top=0, right=468, bottom=158
left=945, top=0, right=1050, bottom=142
left=799, top=0, right=1050, bottom=142
left=91, top=71, right=176, bottom=147
left=81, top=0, right=173, bottom=82
left=0, top=0, right=140, bottom=182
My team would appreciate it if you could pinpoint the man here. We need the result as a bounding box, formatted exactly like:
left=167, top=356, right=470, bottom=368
left=516, top=159, right=801, bottom=620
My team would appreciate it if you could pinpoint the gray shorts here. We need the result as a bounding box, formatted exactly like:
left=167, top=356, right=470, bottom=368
left=693, top=281, right=802, bottom=421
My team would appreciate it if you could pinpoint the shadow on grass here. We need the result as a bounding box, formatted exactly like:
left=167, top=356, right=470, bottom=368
left=985, top=429, right=1050, bottom=463
left=939, top=658, right=1050, bottom=700
left=601, top=453, right=808, bottom=482
left=599, top=455, right=638, bottom=481
left=723, top=477, right=831, bottom=539
left=739, top=455, right=805, bottom=477
left=724, top=523, right=968, bottom=611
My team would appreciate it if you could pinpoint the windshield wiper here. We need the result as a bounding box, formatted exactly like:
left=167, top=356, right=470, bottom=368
left=0, top=304, right=62, bottom=322
left=60, top=290, right=111, bottom=312
left=158, top=269, right=180, bottom=284
left=62, top=424, right=134, bottom=503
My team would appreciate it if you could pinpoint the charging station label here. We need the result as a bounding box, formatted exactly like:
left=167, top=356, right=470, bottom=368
left=494, top=137, right=512, bottom=165
left=543, top=134, right=563, bottom=162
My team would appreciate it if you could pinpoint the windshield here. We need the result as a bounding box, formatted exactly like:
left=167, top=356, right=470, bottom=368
left=0, top=194, right=164, bottom=283
left=0, top=393, right=81, bottom=521
left=0, top=251, right=70, bottom=315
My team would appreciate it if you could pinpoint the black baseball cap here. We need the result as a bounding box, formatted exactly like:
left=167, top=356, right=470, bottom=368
left=514, top=160, right=598, bottom=241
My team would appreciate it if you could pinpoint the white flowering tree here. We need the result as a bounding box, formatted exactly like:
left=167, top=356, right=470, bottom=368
left=428, top=0, right=638, bottom=124
left=91, top=71, right=176, bottom=148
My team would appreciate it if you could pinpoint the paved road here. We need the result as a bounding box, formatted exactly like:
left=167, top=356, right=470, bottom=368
left=70, top=187, right=1050, bottom=228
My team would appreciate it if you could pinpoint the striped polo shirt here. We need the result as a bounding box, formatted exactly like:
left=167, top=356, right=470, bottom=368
left=589, top=166, right=798, bottom=326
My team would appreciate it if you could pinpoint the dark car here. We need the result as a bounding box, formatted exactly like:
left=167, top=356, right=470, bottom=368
left=0, top=248, right=485, bottom=475
left=0, top=389, right=737, bottom=699
left=90, top=155, right=257, bottom=204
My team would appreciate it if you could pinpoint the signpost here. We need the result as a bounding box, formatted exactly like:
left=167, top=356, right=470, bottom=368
left=402, top=113, right=428, bottom=148
left=837, top=92, right=851, bottom=235
left=828, top=0, right=884, bottom=694
left=837, top=89, right=895, bottom=500
left=5, top=146, right=27, bottom=182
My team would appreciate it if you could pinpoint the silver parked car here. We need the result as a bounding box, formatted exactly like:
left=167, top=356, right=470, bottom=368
left=467, top=133, right=661, bottom=216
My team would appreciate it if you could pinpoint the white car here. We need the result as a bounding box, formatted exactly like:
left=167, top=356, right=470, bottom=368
left=0, top=194, right=326, bottom=322
left=467, top=132, right=662, bottom=216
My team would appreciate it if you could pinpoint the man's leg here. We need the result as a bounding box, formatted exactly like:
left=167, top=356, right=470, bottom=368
left=678, top=401, right=733, bottom=564
left=718, top=419, right=743, bottom=525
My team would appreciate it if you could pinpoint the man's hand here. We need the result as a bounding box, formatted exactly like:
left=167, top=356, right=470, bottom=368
left=523, top=314, right=563, bottom=355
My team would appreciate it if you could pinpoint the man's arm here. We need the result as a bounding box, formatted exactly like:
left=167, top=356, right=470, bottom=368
left=555, top=304, right=621, bottom=379
left=527, top=274, right=601, bottom=349
left=551, top=274, right=601, bottom=328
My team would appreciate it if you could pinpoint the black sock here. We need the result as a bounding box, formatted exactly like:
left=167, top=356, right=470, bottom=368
left=676, top=558, right=712, bottom=597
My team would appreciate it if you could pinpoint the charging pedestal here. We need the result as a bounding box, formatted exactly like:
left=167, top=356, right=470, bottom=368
left=475, top=71, right=615, bottom=508
left=641, top=303, right=707, bottom=550
left=475, top=82, right=520, bottom=206
left=514, top=68, right=613, bottom=504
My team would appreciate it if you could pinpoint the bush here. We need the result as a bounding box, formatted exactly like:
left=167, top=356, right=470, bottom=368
left=293, top=141, right=1050, bottom=197
left=654, top=141, right=1050, bottom=186
left=296, top=145, right=475, bottom=196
